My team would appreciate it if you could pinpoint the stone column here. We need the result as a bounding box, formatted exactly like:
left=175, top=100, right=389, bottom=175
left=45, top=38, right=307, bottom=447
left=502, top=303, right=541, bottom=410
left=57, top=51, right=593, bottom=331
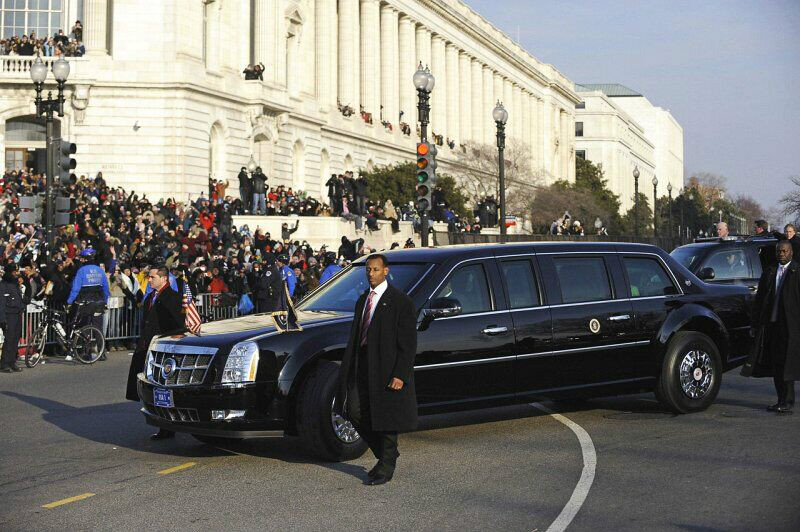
left=329, top=0, right=338, bottom=105
left=483, top=66, right=494, bottom=145
left=415, top=25, right=431, bottom=69
left=338, top=0, right=359, bottom=110
left=399, top=16, right=416, bottom=126
left=521, top=91, right=530, bottom=156
left=445, top=43, right=459, bottom=143
left=380, top=5, right=399, bottom=125
left=84, top=0, right=108, bottom=55
left=431, top=35, right=447, bottom=139
left=459, top=51, right=472, bottom=143
left=360, top=0, right=380, bottom=114
left=529, top=93, right=538, bottom=169
left=315, top=0, right=334, bottom=106
left=503, top=78, right=514, bottom=132
left=471, top=59, right=483, bottom=143
left=513, top=84, right=522, bottom=141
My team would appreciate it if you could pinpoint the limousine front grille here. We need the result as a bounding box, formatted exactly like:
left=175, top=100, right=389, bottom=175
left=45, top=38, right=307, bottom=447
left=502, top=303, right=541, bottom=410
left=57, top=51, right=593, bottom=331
left=148, top=405, right=200, bottom=422
left=147, top=345, right=217, bottom=387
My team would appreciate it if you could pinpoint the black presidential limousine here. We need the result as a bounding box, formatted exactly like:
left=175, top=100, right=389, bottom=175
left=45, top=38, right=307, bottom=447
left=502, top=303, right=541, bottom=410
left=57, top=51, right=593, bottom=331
left=138, top=242, right=752, bottom=460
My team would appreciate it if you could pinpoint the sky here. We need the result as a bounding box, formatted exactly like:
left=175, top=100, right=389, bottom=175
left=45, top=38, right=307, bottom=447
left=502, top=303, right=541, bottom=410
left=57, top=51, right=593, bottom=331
left=464, top=0, right=800, bottom=211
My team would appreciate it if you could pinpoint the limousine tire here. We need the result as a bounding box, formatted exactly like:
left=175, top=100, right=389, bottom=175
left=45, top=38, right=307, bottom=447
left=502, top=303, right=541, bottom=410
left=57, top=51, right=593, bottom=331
left=656, top=331, right=722, bottom=414
left=296, top=360, right=368, bottom=462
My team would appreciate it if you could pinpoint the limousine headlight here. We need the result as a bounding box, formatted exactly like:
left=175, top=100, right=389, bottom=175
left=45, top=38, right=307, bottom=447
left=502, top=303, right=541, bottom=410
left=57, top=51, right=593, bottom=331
left=221, top=342, right=259, bottom=384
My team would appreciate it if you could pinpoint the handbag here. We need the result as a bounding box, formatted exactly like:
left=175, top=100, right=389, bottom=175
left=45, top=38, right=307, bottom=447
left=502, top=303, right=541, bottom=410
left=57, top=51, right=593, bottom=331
left=238, top=293, right=254, bottom=315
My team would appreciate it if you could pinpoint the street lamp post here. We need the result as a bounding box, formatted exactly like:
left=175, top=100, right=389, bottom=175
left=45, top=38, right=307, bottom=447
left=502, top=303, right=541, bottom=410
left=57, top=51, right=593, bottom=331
left=667, top=182, right=673, bottom=240
left=493, top=101, right=509, bottom=244
left=633, top=166, right=640, bottom=237
left=652, top=175, right=658, bottom=238
left=30, top=55, right=70, bottom=262
left=413, top=63, right=435, bottom=247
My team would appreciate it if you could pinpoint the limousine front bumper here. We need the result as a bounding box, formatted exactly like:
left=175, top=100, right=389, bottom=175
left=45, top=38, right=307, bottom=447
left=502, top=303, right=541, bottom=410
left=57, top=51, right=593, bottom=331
left=137, top=374, right=285, bottom=438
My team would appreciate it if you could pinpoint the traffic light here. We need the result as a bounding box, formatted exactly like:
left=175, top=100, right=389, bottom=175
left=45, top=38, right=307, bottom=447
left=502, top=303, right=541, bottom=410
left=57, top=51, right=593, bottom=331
left=55, top=195, right=77, bottom=226
left=54, top=138, right=76, bottom=185
left=415, top=142, right=436, bottom=213
left=18, top=195, right=44, bottom=225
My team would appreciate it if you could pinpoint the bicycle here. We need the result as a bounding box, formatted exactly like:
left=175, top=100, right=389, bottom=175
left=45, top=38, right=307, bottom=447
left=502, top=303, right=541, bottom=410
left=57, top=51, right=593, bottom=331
left=24, top=302, right=107, bottom=367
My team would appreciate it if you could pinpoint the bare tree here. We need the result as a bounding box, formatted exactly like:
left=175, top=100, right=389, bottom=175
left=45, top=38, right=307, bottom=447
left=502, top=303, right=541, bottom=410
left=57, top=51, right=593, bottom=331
left=732, top=193, right=765, bottom=232
left=453, top=138, right=541, bottom=229
left=688, top=172, right=728, bottom=209
left=779, top=176, right=800, bottom=225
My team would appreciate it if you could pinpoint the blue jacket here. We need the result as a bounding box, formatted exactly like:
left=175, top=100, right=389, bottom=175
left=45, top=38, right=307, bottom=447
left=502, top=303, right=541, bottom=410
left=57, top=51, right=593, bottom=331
left=281, top=265, right=296, bottom=296
left=67, top=264, right=110, bottom=304
left=320, top=264, right=342, bottom=284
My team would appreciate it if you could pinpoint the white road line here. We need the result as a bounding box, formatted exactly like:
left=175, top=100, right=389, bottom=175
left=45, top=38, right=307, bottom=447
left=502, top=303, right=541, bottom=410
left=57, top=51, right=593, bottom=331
left=530, top=402, right=597, bottom=532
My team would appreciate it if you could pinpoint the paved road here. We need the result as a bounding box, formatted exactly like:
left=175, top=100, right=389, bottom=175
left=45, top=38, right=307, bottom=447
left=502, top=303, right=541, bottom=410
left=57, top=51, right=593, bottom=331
left=1, top=352, right=798, bottom=532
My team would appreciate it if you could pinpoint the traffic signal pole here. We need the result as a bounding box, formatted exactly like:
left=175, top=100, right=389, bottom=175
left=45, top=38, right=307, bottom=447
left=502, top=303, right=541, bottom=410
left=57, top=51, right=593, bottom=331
left=417, top=87, right=431, bottom=248
left=45, top=111, right=55, bottom=262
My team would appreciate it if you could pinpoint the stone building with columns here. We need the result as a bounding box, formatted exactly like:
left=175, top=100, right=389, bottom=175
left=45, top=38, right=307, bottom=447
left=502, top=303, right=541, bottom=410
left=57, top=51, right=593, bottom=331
left=575, top=84, right=684, bottom=213
left=0, top=0, right=579, bottom=204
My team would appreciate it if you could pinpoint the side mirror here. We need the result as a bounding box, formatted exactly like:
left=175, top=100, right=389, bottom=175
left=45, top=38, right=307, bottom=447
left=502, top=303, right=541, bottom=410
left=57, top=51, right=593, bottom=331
left=698, top=267, right=716, bottom=281
left=417, top=298, right=462, bottom=331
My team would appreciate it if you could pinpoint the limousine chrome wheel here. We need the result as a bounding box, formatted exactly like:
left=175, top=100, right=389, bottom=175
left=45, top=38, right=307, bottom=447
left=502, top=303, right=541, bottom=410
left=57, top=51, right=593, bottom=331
left=656, top=331, right=722, bottom=414
left=331, top=403, right=360, bottom=443
left=679, top=350, right=714, bottom=399
left=296, top=360, right=368, bottom=461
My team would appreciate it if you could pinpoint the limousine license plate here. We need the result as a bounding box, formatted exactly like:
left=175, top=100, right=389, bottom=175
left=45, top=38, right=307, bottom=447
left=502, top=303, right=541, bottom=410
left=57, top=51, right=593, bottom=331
left=153, top=388, right=174, bottom=408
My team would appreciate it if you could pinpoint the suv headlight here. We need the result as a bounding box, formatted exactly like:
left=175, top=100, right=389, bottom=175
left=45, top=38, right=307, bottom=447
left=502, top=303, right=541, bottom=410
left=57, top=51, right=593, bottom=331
left=145, top=350, right=154, bottom=380
left=221, top=341, right=259, bottom=384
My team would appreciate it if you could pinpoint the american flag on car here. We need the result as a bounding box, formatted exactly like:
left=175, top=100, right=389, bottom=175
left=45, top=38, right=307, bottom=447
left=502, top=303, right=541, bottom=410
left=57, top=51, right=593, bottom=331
left=183, top=283, right=202, bottom=335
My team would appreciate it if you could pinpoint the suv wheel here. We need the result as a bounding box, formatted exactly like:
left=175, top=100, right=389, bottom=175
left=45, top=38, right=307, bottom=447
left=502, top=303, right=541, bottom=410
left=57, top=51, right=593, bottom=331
left=296, top=360, right=368, bottom=461
left=655, top=331, right=722, bottom=413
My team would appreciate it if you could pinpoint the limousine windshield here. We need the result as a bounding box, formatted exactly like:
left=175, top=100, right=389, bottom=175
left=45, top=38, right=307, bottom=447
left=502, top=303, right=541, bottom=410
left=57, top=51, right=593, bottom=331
left=297, top=263, right=429, bottom=312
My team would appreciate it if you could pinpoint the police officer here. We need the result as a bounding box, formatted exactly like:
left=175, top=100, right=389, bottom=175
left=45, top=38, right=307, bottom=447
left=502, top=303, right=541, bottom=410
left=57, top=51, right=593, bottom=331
left=254, top=254, right=283, bottom=313
left=276, top=254, right=296, bottom=298
left=319, top=252, right=342, bottom=284
left=0, top=263, right=29, bottom=373
left=67, top=249, right=110, bottom=360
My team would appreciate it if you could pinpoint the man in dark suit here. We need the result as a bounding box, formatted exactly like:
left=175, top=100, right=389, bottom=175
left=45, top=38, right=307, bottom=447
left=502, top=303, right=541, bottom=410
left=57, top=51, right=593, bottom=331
left=334, top=254, right=417, bottom=485
left=126, top=266, right=186, bottom=438
left=743, top=241, right=800, bottom=413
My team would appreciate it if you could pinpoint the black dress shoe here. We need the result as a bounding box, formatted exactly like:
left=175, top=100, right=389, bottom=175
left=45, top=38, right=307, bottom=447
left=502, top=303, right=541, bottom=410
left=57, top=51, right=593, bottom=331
left=776, top=404, right=793, bottom=414
left=367, top=464, right=381, bottom=479
left=10, top=365, right=22, bottom=372
left=0, top=367, right=12, bottom=373
left=365, top=473, right=393, bottom=486
left=150, top=429, right=175, bottom=440
left=767, top=403, right=780, bottom=412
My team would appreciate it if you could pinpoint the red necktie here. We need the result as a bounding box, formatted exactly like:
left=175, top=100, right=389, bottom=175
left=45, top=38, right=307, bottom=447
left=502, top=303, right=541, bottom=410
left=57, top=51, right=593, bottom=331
left=359, top=291, right=375, bottom=346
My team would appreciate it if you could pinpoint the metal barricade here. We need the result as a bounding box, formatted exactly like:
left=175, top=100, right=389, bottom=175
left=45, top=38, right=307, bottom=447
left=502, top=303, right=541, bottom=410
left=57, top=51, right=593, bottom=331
left=18, top=293, right=241, bottom=349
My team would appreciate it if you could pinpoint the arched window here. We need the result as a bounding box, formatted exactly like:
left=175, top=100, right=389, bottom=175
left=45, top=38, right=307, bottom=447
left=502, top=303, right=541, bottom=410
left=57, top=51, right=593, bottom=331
left=292, top=140, right=305, bottom=191
left=344, top=154, right=353, bottom=172
left=209, top=122, right=225, bottom=181
left=253, top=133, right=272, bottom=178
left=320, top=148, right=330, bottom=199
left=285, top=9, right=303, bottom=96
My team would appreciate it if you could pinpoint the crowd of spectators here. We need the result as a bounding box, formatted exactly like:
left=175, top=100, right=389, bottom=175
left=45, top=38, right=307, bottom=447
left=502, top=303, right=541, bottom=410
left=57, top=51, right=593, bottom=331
left=0, top=167, right=422, bottom=345
left=1, top=21, right=85, bottom=57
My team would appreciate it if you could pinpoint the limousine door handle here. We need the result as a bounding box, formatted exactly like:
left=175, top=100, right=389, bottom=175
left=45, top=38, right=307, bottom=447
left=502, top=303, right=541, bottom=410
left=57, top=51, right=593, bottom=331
left=482, top=326, right=508, bottom=336
left=608, top=314, right=631, bottom=322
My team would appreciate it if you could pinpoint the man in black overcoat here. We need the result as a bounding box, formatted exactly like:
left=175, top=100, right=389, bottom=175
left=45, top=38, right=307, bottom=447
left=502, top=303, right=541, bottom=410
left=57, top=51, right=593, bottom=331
left=742, top=240, right=800, bottom=413
left=334, top=254, right=417, bottom=485
left=126, top=266, right=186, bottom=438
left=0, top=264, right=30, bottom=373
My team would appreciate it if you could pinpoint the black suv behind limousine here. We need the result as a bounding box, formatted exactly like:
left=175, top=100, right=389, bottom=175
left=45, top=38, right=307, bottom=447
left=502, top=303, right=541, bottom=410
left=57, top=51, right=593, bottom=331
left=138, top=242, right=752, bottom=460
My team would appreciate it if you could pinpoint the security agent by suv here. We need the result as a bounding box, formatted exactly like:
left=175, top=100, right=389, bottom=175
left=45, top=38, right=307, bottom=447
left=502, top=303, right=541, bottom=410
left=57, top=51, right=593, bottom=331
left=136, top=242, right=751, bottom=461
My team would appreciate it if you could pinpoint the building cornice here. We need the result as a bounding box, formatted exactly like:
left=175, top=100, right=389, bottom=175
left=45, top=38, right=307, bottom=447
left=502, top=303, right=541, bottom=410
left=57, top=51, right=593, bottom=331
left=418, top=0, right=579, bottom=103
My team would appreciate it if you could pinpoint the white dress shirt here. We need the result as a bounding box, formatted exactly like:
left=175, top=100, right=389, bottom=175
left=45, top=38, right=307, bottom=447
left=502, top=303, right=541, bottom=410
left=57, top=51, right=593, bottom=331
left=361, top=279, right=388, bottom=325
left=776, top=262, right=789, bottom=292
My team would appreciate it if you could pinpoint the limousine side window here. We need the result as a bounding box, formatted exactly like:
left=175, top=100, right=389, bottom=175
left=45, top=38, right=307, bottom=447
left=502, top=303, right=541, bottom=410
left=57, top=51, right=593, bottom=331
left=553, top=257, right=612, bottom=303
left=623, top=257, right=676, bottom=297
left=434, top=263, right=492, bottom=314
left=500, top=260, right=540, bottom=308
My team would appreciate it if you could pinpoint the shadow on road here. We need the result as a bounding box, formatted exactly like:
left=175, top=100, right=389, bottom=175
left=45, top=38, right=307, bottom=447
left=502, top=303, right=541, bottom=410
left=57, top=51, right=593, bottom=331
left=2, top=391, right=232, bottom=459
